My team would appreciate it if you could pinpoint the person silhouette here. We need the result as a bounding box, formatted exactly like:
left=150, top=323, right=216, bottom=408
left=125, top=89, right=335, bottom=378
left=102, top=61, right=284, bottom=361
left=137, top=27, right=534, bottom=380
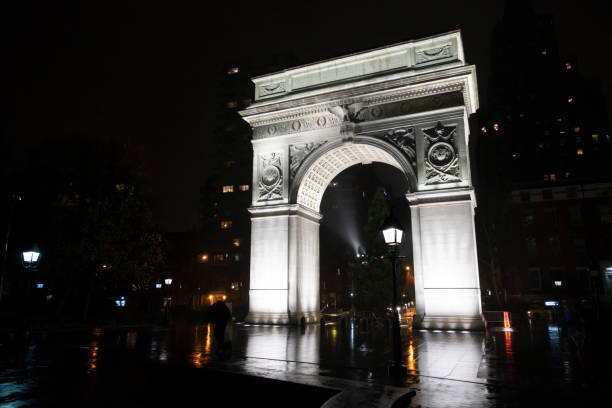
left=208, top=300, right=231, bottom=356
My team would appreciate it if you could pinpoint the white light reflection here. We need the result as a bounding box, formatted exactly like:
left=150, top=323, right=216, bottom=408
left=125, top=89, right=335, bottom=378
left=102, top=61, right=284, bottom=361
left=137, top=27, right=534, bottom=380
left=245, top=325, right=319, bottom=365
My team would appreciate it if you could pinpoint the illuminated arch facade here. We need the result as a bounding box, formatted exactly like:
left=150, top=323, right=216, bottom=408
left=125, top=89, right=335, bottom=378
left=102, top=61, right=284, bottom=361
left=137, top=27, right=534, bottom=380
left=240, top=31, right=484, bottom=329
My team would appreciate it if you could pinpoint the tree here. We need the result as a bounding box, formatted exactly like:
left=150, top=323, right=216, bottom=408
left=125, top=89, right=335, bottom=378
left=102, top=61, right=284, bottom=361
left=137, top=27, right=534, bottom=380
left=348, top=188, right=404, bottom=318
left=13, top=136, right=165, bottom=320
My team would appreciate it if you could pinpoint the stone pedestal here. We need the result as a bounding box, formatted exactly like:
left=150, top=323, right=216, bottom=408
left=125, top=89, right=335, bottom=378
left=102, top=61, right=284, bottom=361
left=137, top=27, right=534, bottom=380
left=246, top=205, right=321, bottom=325
left=408, top=188, right=484, bottom=330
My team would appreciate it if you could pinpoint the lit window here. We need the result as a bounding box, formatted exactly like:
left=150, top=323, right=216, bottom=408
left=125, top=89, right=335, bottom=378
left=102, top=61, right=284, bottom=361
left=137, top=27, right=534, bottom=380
left=574, top=127, right=580, bottom=133
left=565, top=172, right=571, bottom=178
left=559, top=130, right=566, bottom=134
left=201, top=254, right=209, bottom=262
left=567, top=97, right=573, bottom=103
left=493, top=123, right=499, bottom=131
left=543, top=174, right=549, bottom=181
left=521, top=210, right=534, bottom=227
left=239, top=184, right=249, bottom=191
left=512, top=153, right=518, bottom=160
left=481, top=126, right=487, bottom=133
left=234, top=254, right=241, bottom=262
left=565, top=62, right=572, bottom=70
left=577, top=148, right=584, bottom=156
left=227, top=101, right=238, bottom=109
left=557, top=118, right=563, bottom=122
left=220, top=221, right=232, bottom=229
left=592, top=134, right=599, bottom=142
left=232, top=238, right=241, bottom=247
left=214, top=254, right=225, bottom=262
left=222, top=185, right=234, bottom=193
left=550, top=173, right=556, bottom=181
left=541, top=50, right=547, bottom=55
left=227, top=67, right=239, bottom=75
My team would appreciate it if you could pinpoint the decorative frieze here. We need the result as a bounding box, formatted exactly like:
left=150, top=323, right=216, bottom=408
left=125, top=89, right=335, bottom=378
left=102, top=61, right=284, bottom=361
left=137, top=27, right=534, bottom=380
left=258, top=153, right=283, bottom=201
left=416, top=44, right=453, bottom=65
left=251, top=92, right=464, bottom=140
left=259, top=81, right=287, bottom=98
left=252, top=113, right=342, bottom=139
left=422, top=122, right=461, bottom=185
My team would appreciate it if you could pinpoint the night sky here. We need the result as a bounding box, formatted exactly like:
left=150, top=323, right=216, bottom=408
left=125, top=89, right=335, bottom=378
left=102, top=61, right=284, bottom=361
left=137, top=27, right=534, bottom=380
left=4, top=1, right=611, bottom=231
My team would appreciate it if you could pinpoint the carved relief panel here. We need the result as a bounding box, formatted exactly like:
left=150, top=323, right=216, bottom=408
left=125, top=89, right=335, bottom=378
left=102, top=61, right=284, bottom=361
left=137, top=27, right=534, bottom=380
left=257, top=153, right=283, bottom=202
left=289, top=142, right=326, bottom=180
left=380, top=127, right=417, bottom=172
left=421, top=122, right=461, bottom=185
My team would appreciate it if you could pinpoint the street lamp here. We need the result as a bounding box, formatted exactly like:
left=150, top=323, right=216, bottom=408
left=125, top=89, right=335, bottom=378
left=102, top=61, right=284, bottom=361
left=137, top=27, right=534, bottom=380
left=21, top=246, right=41, bottom=328
left=22, top=250, right=41, bottom=269
left=381, top=214, right=407, bottom=377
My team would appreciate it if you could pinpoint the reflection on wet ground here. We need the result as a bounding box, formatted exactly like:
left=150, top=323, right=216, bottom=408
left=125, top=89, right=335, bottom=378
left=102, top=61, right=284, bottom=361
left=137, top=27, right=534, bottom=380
left=0, top=318, right=608, bottom=407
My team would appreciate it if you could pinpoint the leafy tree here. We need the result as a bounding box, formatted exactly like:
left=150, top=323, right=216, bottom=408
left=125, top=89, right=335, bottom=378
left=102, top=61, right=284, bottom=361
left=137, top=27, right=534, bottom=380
left=348, top=188, right=404, bottom=318
left=14, top=136, right=165, bottom=320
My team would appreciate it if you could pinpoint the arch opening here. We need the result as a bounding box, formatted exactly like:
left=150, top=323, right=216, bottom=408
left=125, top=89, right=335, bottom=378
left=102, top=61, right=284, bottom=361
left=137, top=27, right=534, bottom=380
left=319, top=163, right=415, bottom=319
left=292, top=138, right=417, bottom=213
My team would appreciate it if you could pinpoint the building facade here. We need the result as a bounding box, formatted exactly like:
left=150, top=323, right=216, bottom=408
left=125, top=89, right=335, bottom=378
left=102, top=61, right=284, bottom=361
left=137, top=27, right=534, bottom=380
left=475, top=1, right=612, bottom=309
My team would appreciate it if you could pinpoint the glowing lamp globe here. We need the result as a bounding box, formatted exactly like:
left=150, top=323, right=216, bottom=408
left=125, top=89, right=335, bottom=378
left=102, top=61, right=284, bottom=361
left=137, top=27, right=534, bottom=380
left=381, top=215, right=404, bottom=246
left=22, top=251, right=41, bottom=264
left=164, top=278, right=173, bottom=285
left=22, top=250, right=41, bottom=270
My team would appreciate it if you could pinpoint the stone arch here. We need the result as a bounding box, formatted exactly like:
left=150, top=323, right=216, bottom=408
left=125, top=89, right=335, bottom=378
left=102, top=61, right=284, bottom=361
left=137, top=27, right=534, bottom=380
left=290, top=137, right=417, bottom=212
left=241, top=31, right=484, bottom=330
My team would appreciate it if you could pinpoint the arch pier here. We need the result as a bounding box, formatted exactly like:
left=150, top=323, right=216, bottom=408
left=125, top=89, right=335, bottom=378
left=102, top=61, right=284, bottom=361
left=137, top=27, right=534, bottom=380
left=240, top=31, right=484, bottom=330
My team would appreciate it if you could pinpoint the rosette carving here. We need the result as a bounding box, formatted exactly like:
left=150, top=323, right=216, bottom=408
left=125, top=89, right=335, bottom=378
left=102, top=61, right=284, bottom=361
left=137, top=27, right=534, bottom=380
left=422, top=122, right=460, bottom=184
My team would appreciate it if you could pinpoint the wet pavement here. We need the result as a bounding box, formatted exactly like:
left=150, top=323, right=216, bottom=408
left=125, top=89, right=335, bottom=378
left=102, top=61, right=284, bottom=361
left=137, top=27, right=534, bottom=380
left=0, top=317, right=609, bottom=407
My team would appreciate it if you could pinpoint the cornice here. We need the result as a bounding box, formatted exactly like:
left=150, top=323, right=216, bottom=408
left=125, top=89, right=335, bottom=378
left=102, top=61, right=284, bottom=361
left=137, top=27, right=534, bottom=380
left=240, top=65, right=477, bottom=129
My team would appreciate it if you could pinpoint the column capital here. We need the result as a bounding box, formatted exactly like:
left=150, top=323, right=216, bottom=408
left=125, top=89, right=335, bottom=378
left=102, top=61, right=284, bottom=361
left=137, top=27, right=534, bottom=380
left=406, top=187, right=476, bottom=207
left=248, top=204, right=323, bottom=223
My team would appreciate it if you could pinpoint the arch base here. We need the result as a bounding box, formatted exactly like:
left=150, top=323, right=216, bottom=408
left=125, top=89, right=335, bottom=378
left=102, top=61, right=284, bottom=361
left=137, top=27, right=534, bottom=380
left=413, top=315, right=484, bottom=331
left=245, top=311, right=320, bottom=326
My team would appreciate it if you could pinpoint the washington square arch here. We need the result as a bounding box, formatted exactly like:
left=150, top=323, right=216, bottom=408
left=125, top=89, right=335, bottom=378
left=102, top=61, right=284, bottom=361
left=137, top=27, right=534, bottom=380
left=239, top=31, right=483, bottom=330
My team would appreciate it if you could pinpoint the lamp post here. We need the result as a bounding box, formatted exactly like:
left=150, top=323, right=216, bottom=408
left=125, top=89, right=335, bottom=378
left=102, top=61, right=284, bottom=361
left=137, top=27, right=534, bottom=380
left=381, top=214, right=407, bottom=377
left=163, top=277, right=172, bottom=324
left=21, top=247, right=41, bottom=327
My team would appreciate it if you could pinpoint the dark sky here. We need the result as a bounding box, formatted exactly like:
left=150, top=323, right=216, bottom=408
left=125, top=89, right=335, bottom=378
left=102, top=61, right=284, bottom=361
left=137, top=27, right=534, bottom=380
left=4, top=1, right=611, bottom=232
